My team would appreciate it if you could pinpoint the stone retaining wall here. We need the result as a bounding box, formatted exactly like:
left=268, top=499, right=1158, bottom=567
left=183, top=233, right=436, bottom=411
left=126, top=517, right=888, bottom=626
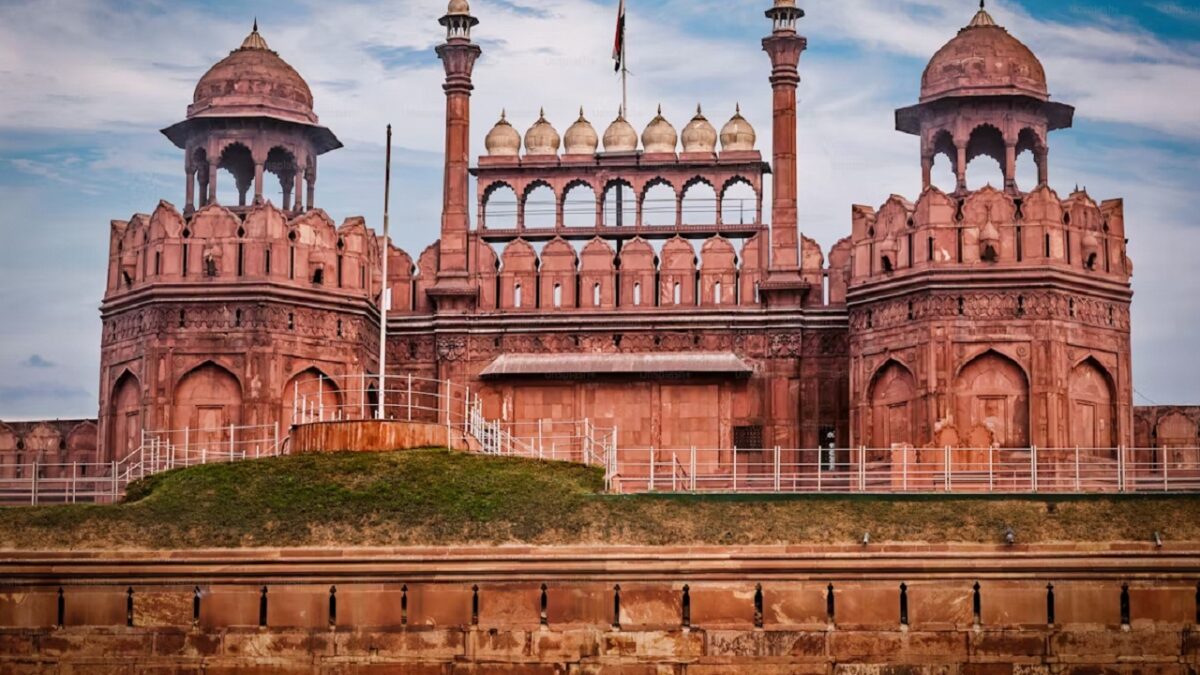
left=2, top=545, right=1198, bottom=673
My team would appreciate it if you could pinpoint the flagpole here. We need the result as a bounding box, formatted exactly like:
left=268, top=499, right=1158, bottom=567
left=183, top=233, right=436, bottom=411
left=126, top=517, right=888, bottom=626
left=377, top=124, right=392, bottom=421
left=621, top=32, right=628, bottom=117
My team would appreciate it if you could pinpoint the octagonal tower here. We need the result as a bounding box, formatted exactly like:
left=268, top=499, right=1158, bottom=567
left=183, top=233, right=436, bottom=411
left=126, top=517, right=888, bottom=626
left=847, top=3, right=1134, bottom=457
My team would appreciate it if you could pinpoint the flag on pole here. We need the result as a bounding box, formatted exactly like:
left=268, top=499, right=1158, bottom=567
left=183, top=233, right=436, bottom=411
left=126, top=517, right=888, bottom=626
left=613, top=0, right=626, bottom=73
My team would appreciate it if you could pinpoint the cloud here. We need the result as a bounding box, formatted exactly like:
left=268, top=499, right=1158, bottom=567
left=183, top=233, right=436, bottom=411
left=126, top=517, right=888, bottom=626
left=21, top=354, right=54, bottom=369
left=0, top=0, right=1198, bottom=415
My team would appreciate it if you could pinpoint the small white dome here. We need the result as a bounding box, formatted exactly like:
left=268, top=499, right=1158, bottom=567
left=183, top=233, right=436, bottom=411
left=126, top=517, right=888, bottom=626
left=641, top=105, right=677, bottom=154
left=524, top=108, right=561, bottom=156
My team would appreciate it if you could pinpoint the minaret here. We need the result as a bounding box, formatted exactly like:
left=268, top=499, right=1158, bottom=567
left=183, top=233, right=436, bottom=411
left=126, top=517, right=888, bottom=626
left=760, top=0, right=808, bottom=307
left=432, top=0, right=482, bottom=312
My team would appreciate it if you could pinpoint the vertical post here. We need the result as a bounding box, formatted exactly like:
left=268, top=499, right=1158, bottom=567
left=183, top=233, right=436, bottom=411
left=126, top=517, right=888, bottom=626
left=1164, top=448, right=1170, bottom=492
left=1119, top=446, right=1126, bottom=493
left=407, top=374, right=413, bottom=421
left=732, top=448, right=738, bottom=493
left=31, top=461, right=38, bottom=506
left=274, top=422, right=280, bottom=456
left=538, top=419, right=544, bottom=457
left=229, top=424, right=235, bottom=460
left=649, top=447, right=656, bottom=492
left=71, top=462, right=77, bottom=503
left=1075, top=446, right=1081, bottom=492
left=464, top=385, right=471, bottom=436
left=111, top=461, right=117, bottom=501
left=859, top=447, right=866, bottom=492
left=1031, top=446, right=1039, bottom=493
left=379, top=124, right=393, bottom=421
left=945, top=446, right=952, bottom=493
left=988, top=445, right=994, bottom=493
left=902, top=446, right=908, bottom=492
left=817, top=448, right=823, bottom=493
left=774, top=446, right=781, bottom=493
left=318, top=377, right=325, bottom=422
left=444, top=379, right=452, bottom=447
left=690, top=447, right=697, bottom=492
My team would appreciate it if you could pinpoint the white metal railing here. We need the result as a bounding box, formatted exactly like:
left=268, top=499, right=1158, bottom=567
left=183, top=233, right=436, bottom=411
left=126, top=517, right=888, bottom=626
left=292, top=373, right=619, bottom=488
left=611, top=446, right=1200, bottom=495
left=0, top=423, right=283, bottom=506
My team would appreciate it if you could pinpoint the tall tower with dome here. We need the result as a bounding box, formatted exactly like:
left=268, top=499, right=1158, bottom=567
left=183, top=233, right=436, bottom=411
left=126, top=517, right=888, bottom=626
left=97, top=23, right=379, bottom=464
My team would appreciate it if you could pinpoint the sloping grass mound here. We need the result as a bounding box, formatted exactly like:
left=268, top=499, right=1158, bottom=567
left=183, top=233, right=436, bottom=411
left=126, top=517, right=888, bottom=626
left=2, top=449, right=1199, bottom=549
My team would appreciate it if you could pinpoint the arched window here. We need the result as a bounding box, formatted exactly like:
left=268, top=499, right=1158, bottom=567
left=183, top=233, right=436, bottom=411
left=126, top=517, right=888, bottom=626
left=264, top=146, right=298, bottom=207
left=681, top=179, right=717, bottom=225
left=1015, top=128, right=1042, bottom=191
left=720, top=178, right=757, bottom=225
left=673, top=281, right=682, bottom=305
left=966, top=125, right=1005, bottom=190
left=216, top=143, right=254, bottom=206
left=633, top=282, right=642, bottom=306
left=553, top=283, right=563, bottom=308
left=523, top=183, right=556, bottom=229
left=642, top=180, right=676, bottom=226
left=593, top=283, right=601, bottom=307
left=714, top=280, right=722, bottom=305
left=483, top=183, right=518, bottom=229
left=930, top=130, right=957, bottom=192
left=562, top=182, right=596, bottom=228
left=514, top=283, right=523, bottom=308
left=603, top=181, right=636, bottom=226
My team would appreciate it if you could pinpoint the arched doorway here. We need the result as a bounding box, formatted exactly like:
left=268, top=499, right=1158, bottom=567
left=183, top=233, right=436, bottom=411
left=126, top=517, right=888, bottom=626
left=281, top=368, right=343, bottom=426
left=173, top=363, right=242, bottom=448
left=109, top=371, right=142, bottom=462
left=1068, top=358, right=1115, bottom=448
left=868, top=360, right=917, bottom=449
left=954, top=351, right=1029, bottom=448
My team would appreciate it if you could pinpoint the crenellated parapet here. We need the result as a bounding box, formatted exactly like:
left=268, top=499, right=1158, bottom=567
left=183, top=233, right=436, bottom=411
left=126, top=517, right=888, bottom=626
left=849, top=185, right=1130, bottom=288
left=104, top=201, right=386, bottom=303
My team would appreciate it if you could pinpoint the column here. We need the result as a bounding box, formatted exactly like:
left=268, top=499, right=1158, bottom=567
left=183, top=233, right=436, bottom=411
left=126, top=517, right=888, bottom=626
left=955, top=144, right=968, bottom=193
left=921, top=153, right=933, bottom=191
left=1004, top=142, right=1017, bottom=192
left=305, top=171, right=315, bottom=211
left=254, top=162, right=265, bottom=204
left=208, top=161, right=219, bottom=205
left=1037, top=148, right=1049, bottom=187
left=185, top=167, right=196, bottom=213
left=294, top=173, right=304, bottom=212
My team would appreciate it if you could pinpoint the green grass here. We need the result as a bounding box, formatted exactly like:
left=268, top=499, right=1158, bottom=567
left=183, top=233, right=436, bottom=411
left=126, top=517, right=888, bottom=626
left=2, top=448, right=1199, bottom=549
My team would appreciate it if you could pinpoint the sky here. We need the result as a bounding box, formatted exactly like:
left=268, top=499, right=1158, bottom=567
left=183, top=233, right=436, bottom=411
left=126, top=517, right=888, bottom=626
left=0, top=0, right=1198, bottom=420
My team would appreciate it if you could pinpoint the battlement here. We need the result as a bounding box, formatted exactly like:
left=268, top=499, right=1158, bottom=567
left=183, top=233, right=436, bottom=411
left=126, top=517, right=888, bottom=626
left=849, top=184, right=1130, bottom=290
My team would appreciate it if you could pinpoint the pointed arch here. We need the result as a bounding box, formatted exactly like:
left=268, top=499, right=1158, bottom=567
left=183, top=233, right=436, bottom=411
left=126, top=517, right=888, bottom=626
left=640, top=177, right=677, bottom=226
left=954, top=350, right=1029, bottom=448
left=282, top=366, right=344, bottom=426
left=108, top=369, right=142, bottom=462
left=867, top=359, right=918, bottom=449
left=1068, top=356, right=1116, bottom=449
left=618, top=237, right=657, bottom=307
left=562, top=180, right=598, bottom=228
left=966, top=124, right=1005, bottom=190
left=482, top=181, right=518, bottom=230
left=172, top=361, right=243, bottom=446
left=602, top=178, right=636, bottom=227
left=522, top=180, right=556, bottom=229
left=681, top=176, right=717, bottom=225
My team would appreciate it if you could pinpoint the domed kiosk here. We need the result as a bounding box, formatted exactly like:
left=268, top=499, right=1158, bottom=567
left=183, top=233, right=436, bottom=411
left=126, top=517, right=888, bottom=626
left=894, top=2, right=1074, bottom=194
left=161, top=22, right=342, bottom=214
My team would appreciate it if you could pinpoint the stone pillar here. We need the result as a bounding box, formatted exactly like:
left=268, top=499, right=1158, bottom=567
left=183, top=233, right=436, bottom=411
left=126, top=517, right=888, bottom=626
left=294, top=173, right=304, bottom=212
left=955, top=144, right=968, bottom=192
left=306, top=172, right=315, bottom=211
left=254, top=162, right=265, bottom=205
left=185, top=166, right=196, bottom=214
left=1037, top=148, right=1049, bottom=187
left=1004, top=142, right=1017, bottom=192
left=432, top=7, right=483, bottom=312
left=760, top=1, right=808, bottom=306
left=921, top=153, right=933, bottom=191
left=208, top=161, right=219, bottom=205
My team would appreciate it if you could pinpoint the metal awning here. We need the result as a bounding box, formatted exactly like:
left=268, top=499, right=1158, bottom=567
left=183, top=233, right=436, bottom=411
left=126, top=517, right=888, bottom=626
left=480, top=352, right=754, bottom=378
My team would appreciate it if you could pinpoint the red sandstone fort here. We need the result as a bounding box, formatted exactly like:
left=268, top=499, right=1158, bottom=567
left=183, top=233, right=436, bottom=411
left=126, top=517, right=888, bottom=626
left=4, top=0, right=1199, bottom=486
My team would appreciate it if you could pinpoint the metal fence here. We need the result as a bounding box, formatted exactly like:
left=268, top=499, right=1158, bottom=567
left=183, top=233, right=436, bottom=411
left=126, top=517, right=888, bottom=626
left=610, top=446, right=1200, bottom=495
left=0, top=423, right=284, bottom=506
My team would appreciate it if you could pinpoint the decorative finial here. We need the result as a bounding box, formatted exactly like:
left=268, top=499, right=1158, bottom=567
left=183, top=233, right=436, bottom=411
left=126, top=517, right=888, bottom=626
left=980, top=0, right=986, bottom=9
left=735, top=103, right=741, bottom=115
left=696, top=103, right=703, bottom=115
left=579, top=106, right=586, bottom=119
left=500, top=109, right=507, bottom=121
left=657, top=103, right=663, bottom=115
left=253, top=17, right=258, bottom=32
left=539, top=107, right=546, bottom=119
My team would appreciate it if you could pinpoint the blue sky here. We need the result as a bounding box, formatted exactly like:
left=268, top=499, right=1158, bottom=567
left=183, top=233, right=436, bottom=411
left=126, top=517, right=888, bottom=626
left=1, top=0, right=1199, bottom=419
